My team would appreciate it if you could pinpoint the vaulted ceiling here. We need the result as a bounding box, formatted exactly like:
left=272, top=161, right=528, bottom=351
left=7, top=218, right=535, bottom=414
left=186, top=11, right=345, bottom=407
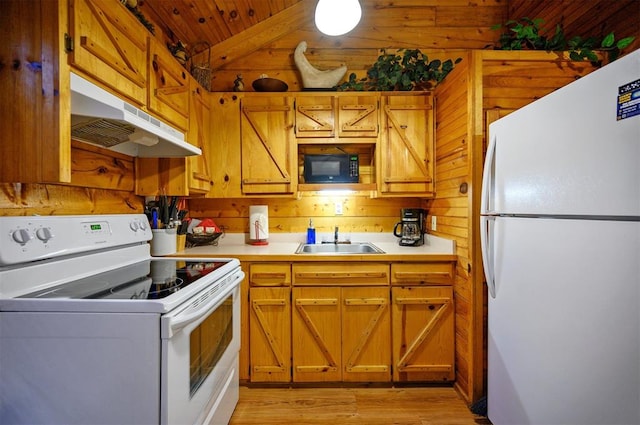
left=140, top=0, right=509, bottom=70
left=138, top=0, right=639, bottom=91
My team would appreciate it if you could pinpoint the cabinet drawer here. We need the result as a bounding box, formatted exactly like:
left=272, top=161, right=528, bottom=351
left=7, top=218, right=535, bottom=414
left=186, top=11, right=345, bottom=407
left=250, top=263, right=291, bottom=286
left=293, top=263, right=389, bottom=286
left=391, top=262, right=455, bottom=286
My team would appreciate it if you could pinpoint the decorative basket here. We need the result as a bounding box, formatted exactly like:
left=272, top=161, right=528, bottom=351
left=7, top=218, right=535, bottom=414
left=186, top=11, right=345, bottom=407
left=190, top=41, right=212, bottom=91
left=186, top=232, right=223, bottom=248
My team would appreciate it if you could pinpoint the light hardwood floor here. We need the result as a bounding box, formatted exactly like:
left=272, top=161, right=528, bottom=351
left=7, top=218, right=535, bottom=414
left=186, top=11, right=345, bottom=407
left=230, top=386, right=490, bottom=425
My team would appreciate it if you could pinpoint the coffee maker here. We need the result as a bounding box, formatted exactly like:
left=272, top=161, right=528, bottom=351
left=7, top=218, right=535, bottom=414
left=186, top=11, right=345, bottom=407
left=393, top=208, right=425, bottom=246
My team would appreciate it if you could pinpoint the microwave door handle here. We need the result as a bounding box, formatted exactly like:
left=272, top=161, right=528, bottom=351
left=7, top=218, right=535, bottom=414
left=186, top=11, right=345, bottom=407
left=163, top=272, right=243, bottom=338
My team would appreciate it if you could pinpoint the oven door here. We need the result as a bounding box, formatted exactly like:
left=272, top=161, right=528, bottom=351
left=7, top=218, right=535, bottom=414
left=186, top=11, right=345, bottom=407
left=160, top=268, right=242, bottom=425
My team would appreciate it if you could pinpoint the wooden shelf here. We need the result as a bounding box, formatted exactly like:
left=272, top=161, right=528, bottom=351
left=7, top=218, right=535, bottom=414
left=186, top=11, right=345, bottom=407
left=298, top=183, right=376, bottom=191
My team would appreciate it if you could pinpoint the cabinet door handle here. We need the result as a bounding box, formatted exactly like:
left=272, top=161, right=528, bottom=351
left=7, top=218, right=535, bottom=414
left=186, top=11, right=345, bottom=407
left=394, top=297, right=450, bottom=305
left=295, top=272, right=386, bottom=279
left=344, top=298, right=387, bottom=306
left=295, top=298, right=338, bottom=306
left=252, top=272, right=287, bottom=279
left=393, top=271, right=452, bottom=282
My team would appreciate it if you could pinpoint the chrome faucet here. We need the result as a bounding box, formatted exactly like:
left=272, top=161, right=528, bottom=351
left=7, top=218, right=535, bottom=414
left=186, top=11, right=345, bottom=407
left=334, top=226, right=339, bottom=244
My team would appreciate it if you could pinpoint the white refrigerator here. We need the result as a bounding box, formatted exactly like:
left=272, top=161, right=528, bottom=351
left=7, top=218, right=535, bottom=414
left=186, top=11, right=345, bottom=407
left=481, top=48, right=640, bottom=425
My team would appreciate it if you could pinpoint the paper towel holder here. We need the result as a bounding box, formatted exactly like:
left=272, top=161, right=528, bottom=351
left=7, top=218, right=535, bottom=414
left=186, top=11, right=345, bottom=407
left=249, top=205, right=269, bottom=245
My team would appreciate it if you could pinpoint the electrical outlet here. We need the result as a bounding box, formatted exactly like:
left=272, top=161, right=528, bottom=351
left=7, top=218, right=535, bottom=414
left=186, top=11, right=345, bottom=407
left=335, top=202, right=343, bottom=215
left=431, top=215, right=437, bottom=231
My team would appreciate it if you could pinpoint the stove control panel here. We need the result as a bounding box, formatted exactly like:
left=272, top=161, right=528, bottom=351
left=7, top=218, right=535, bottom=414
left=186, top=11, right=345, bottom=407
left=0, top=214, right=152, bottom=266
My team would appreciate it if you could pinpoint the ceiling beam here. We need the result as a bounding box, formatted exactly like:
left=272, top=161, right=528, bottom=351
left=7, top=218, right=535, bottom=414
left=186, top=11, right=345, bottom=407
left=209, top=0, right=315, bottom=70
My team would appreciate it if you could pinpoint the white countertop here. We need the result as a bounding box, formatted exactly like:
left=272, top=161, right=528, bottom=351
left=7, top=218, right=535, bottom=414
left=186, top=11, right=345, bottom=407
left=181, top=232, right=455, bottom=257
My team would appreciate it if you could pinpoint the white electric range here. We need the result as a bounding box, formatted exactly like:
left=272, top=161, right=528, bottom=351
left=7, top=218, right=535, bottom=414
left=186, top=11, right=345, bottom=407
left=0, top=214, right=243, bottom=425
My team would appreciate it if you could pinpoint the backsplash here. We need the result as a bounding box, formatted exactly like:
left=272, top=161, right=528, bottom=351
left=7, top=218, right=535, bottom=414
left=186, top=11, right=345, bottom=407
left=188, top=192, right=425, bottom=234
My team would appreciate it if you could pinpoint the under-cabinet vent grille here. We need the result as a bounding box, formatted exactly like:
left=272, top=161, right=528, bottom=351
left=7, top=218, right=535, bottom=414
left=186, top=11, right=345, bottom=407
left=71, top=119, right=136, bottom=147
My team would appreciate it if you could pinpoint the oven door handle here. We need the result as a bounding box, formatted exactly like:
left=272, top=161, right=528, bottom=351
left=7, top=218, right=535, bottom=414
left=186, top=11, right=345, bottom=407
left=162, top=271, right=243, bottom=338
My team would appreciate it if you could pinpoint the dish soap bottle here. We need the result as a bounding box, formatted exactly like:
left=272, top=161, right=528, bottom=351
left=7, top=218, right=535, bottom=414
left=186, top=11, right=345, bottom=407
left=306, top=219, right=316, bottom=244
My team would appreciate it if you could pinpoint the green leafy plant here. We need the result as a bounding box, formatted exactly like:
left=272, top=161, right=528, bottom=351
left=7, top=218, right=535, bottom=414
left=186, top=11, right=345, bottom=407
left=491, top=18, right=635, bottom=64
left=337, top=49, right=462, bottom=91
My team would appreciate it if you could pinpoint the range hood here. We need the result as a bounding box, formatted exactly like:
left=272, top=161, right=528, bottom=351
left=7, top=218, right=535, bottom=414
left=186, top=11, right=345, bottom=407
left=70, top=73, right=201, bottom=158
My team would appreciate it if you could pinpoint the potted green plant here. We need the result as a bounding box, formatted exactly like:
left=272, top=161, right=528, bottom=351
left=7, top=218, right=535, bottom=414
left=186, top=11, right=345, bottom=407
left=491, top=17, right=635, bottom=64
left=337, top=49, right=462, bottom=91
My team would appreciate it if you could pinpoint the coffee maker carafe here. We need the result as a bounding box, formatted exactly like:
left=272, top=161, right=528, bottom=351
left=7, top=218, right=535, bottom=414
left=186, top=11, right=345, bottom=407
left=393, top=208, right=425, bottom=246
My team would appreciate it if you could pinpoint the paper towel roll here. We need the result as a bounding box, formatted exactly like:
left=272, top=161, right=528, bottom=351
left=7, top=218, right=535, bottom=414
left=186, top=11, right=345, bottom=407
left=249, top=205, right=269, bottom=244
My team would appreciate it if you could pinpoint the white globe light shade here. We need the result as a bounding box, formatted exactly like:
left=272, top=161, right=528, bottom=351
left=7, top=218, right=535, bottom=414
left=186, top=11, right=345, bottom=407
left=315, top=0, right=362, bottom=36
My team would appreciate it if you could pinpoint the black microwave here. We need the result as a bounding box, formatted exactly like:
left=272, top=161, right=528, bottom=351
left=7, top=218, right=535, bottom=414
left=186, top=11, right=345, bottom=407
left=303, top=154, right=359, bottom=183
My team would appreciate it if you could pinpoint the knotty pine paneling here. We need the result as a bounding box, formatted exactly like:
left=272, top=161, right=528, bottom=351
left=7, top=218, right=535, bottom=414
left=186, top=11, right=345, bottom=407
left=188, top=192, right=420, bottom=234
left=146, top=0, right=637, bottom=93
left=509, top=0, right=640, bottom=53
left=0, top=142, right=143, bottom=216
left=430, top=52, right=474, bottom=402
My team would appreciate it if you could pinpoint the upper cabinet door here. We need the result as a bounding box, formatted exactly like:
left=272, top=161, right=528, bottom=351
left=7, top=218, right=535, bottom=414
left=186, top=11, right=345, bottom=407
left=241, top=96, right=296, bottom=195
left=69, top=0, right=147, bottom=106
left=147, top=39, right=190, bottom=132
left=295, top=95, right=335, bottom=139
left=0, top=0, right=71, bottom=184
left=295, top=93, right=379, bottom=141
left=187, top=80, right=212, bottom=195
left=379, top=94, right=435, bottom=197
left=337, top=94, right=379, bottom=138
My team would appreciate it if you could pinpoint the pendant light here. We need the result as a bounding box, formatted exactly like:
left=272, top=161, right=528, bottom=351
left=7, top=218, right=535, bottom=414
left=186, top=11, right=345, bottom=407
left=314, top=0, right=362, bottom=36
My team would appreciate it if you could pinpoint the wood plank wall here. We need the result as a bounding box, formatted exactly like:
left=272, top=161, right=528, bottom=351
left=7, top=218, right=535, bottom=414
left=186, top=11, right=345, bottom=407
left=188, top=193, right=422, bottom=235
left=429, top=52, right=474, bottom=399
left=510, top=0, right=640, bottom=54
left=0, top=142, right=143, bottom=216
left=195, top=0, right=509, bottom=92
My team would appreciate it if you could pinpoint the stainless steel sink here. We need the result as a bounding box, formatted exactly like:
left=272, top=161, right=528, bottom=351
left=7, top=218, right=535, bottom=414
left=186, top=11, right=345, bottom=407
left=295, top=242, right=385, bottom=254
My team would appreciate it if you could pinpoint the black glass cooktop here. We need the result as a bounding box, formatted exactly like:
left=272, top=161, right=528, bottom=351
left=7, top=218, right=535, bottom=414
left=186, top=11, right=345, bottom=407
left=20, top=260, right=231, bottom=300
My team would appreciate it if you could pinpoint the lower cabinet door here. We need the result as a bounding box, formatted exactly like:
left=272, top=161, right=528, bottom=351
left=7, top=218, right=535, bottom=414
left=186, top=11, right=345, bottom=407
left=292, top=287, right=341, bottom=382
left=391, top=286, right=455, bottom=382
left=249, top=287, right=291, bottom=382
left=342, top=287, right=391, bottom=382
left=292, top=286, right=392, bottom=383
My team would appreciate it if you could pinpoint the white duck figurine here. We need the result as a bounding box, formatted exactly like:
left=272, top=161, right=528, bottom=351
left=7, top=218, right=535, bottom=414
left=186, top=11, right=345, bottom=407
left=294, top=41, right=347, bottom=89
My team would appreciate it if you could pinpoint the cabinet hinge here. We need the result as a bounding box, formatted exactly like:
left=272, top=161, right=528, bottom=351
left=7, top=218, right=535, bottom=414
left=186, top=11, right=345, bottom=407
left=64, top=33, right=74, bottom=53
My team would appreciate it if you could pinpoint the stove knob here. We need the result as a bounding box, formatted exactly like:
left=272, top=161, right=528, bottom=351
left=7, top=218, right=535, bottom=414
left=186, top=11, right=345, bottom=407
left=129, top=221, right=140, bottom=232
left=36, top=227, right=54, bottom=243
left=12, top=228, right=32, bottom=245
left=138, top=220, right=148, bottom=231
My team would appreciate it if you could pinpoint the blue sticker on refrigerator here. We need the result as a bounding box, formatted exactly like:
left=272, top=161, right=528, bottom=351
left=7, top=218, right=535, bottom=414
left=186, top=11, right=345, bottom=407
left=617, top=78, right=640, bottom=120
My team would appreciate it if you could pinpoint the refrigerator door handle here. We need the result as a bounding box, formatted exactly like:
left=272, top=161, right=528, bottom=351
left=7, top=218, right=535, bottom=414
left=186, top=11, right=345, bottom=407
left=481, top=215, right=497, bottom=298
left=481, top=133, right=497, bottom=214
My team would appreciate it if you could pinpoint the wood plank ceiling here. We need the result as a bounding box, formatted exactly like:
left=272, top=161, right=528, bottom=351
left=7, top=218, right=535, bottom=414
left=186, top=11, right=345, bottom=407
left=139, top=0, right=639, bottom=92
left=140, top=0, right=508, bottom=70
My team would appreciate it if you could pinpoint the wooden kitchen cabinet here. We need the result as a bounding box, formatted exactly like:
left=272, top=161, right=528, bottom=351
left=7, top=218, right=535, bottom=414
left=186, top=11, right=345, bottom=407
left=292, top=263, right=391, bottom=382
left=147, top=38, right=190, bottom=132
left=378, top=93, right=435, bottom=197
left=186, top=79, right=212, bottom=195
left=240, top=95, right=297, bottom=195
left=295, top=95, right=336, bottom=138
left=391, top=262, right=455, bottom=286
left=293, top=262, right=390, bottom=286
left=208, top=93, right=243, bottom=198
left=292, top=286, right=342, bottom=382
left=341, top=286, right=391, bottom=382
left=68, top=0, right=148, bottom=107
left=295, top=93, right=379, bottom=141
left=336, top=94, right=379, bottom=139
left=391, top=262, right=454, bottom=382
left=0, top=0, right=71, bottom=183
left=249, top=263, right=291, bottom=382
